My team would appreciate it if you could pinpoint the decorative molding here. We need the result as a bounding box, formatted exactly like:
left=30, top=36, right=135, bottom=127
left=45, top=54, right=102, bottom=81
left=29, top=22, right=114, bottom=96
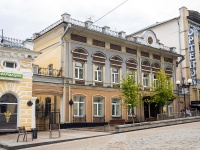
left=21, top=61, right=32, bottom=68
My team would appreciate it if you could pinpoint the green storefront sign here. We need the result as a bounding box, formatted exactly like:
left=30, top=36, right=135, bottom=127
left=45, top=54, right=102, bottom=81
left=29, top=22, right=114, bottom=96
left=0, top=72, right=23, bottom=79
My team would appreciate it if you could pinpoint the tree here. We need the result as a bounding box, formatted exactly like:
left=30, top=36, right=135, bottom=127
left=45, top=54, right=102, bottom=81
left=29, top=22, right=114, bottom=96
left=151, top=69, right=176, bottom=113
left=120, top=73, right=142, bottom=123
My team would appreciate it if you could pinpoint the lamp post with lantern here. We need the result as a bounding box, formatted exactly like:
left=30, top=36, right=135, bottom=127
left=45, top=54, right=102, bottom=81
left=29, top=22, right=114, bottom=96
left=176, top=77, right=192, bottom=112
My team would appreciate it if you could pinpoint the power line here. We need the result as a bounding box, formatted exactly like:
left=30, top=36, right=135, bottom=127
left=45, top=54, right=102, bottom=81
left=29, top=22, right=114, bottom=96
left=65, top=0, right=129, bottom=41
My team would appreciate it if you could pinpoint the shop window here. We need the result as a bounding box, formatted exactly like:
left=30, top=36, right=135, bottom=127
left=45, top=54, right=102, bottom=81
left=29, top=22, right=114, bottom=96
left=112, top=98, right=121, bottom=116
left=74, top=96, right=84, bottom=116
left=93, top=97, right=104, bottom=116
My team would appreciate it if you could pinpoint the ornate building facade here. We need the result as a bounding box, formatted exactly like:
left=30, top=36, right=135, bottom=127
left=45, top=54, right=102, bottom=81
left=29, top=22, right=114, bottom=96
left=0, top=37, right=40, bottom=132
left=31, top=13, right=181, bottom=128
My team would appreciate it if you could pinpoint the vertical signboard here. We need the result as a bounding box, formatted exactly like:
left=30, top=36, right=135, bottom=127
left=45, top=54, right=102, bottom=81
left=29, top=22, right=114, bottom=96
left=188, top=23, right=200, bottom=85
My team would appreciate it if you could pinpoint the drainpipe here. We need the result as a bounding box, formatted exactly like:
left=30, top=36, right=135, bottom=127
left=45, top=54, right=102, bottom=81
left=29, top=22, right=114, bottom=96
left=177, top=19, right=183, bottom=80
left=60, top=22, right=71, bottom=123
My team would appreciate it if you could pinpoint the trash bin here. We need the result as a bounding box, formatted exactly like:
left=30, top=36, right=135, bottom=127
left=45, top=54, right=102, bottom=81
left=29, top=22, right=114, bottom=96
left=31, top=128, right=38, bottom=139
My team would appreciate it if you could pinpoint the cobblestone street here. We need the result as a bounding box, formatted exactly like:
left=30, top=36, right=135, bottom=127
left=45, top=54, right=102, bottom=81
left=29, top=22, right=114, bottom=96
left=23, top=122, right=200, bottom=150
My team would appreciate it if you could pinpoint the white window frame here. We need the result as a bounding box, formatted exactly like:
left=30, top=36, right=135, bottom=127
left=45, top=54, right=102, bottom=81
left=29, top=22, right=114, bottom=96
left=93, top=97, right=104, bottom=117
left=3, top=61, right=17, bottom=68
left=111, top=99, right=121, bottom=117
left=75, top=62, right=84, bottom=80
left=112, top=68, right=119, bottom=83
left=168, top=103, right=173, bottom=116
left=153, top=74, right=158, bottom=87
left=95, top=65, right=102, bottom=82
left=143, top=73, right=149, bottom=87
left=73, top=96, right=84, bottom=117
left=127, top=104, right=136, bottom=117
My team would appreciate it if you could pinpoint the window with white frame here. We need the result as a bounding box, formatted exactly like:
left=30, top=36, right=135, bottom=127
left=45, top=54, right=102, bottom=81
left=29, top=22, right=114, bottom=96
left=93, top=97, right=104, bottom=116
left=73, top=96, right=84, bottom=116
left=75, top=62, right=83, bottom=79
left=127, top=105, right=136, bottom=116
left=143, top=73, right=149, bottom=87
left=3, top=61, right=17, bottom=68
left=95, top=65, right=102, bottom=82
left=153, top=74, right=158, bottom=87
left=168, top=103, right=173, bottom=115
left=127, top=70, right=135, bottom=80
left=112, top=98, right=121, bottom=116
left=112, top=68, right=119, bottom=83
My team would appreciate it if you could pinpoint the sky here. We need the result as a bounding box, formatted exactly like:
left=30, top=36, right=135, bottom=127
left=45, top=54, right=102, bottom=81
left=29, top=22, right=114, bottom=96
left=0, top=0, right=200, bottom=40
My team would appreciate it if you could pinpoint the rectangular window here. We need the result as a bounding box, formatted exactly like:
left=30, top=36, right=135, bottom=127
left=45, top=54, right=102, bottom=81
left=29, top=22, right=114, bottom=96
left=110, top=43, right=121, bottom=51
left=3, top=61, right=17, bottom=68
left=71, top=34, right=87, bottom=43
left=128, top=105, right=136, bottom=116
left=112, top=99, right=121, bottom=116
left=74, top=96, right=84, bottom=116
left=92, top=39, right=105, bottom=47
left=112, top=68, right=119, bottom=83
left=127, top=70, right=135, bottom=80
left=126, top=47, right=137, bottom=55
left=153, top=74, right=158, bottom=87
left=143, top=73, right=149, bottom=87
left=95, top=65, right=102, bottom=82
left=93, top=97, right=104, bottom=116
left=75, top=62, right=83, bottom=79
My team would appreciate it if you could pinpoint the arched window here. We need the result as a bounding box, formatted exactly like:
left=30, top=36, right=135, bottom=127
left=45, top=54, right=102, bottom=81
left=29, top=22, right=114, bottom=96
left=92, top=52, right=106, bottom=85
left=126, top=58, right=137, bottom=80
left=165, top=67, right=173, bottom=77
left=72, top=48, right=88, bottom=62
left=92, top=52, right=106, bottom=64
left=141, top=60, right=151, bottom=72
left=110, top=56, right=123, bottom=84
left=151, top=62, right=161, bottom=73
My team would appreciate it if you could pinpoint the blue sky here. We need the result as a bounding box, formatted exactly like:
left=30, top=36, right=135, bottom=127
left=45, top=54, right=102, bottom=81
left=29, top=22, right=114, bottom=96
left=0, top=0, right=200, bottom=40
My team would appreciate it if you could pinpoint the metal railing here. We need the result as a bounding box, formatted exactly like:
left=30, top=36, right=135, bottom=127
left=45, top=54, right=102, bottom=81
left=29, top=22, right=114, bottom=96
left=157, top=110, right=200, bottom=121
left=33, top=67, right=62, bottom=77
left=0, top=36, right=27, bottom=49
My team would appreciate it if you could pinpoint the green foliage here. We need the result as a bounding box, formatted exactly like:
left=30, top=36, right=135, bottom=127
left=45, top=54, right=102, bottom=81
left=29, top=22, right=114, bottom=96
left=151, top=70, right=176, bottom=107
left=120, top=73, right=142, bottom=116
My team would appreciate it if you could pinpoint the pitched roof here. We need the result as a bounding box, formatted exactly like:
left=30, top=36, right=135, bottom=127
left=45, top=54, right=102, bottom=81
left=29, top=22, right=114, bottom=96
left=127, top=17, right=178, bottom=37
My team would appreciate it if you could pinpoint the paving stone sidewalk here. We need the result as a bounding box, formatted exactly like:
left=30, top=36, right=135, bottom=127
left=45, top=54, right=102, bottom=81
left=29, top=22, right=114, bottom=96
left=0, top=128, right=111, bottom=150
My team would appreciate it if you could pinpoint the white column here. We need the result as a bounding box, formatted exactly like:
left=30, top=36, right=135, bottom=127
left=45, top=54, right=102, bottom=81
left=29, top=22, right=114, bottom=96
left=31, top=97, right=37, bottom=128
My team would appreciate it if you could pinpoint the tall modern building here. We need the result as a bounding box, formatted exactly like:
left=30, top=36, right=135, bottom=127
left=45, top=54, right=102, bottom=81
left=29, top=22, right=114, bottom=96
left=129, top=6, right=200, bottom=111
left=31, top=13, right=180, bottom=129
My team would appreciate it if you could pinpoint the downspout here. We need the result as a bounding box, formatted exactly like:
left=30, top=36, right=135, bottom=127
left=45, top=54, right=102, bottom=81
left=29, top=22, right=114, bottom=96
left=60, top=23, right=71, bottom=123
left=177, top=19, right=183, bottom=80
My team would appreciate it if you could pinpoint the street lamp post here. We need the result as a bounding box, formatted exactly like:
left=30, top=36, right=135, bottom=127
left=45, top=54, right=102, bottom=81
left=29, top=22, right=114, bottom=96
left=176, top=77, right=192, bottom=111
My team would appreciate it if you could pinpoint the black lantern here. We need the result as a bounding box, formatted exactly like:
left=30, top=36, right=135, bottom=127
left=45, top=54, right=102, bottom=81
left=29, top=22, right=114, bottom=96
left=27, top=100, right=33, bottom=106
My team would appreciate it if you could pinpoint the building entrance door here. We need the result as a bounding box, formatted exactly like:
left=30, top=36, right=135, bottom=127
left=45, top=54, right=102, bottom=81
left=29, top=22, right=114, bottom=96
left=0, top=93, right=17, bottom=130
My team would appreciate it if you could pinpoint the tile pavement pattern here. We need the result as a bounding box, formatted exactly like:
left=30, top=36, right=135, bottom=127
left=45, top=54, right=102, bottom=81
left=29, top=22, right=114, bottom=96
left=22, top=122, right=200, bottom=150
